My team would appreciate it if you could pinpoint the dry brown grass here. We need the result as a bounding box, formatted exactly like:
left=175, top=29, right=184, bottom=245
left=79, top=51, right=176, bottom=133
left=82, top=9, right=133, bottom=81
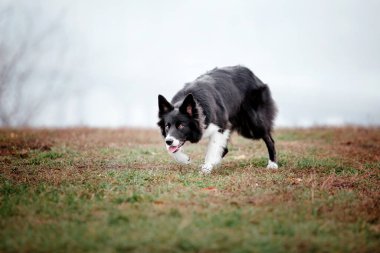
left=0, top=127, right=379, bottom=253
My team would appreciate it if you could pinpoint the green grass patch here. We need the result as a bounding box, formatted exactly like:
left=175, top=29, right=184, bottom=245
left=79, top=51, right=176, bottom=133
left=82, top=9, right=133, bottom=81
left=0, top=128, right=379, bottom=252
left=295, top=157, right=360, bottom=175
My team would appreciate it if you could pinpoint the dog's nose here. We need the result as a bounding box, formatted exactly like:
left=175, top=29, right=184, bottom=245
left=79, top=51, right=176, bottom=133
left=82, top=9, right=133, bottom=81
left=166, top=139, right=173, bottom=145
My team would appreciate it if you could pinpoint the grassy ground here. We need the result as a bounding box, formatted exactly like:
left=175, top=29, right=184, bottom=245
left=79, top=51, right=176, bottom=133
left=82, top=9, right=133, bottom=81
left=0, top=127, right=379, bottom=253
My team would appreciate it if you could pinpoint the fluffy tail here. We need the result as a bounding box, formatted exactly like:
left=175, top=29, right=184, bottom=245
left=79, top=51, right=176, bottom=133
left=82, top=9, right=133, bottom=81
left=250, top=84, right=278, bottom=131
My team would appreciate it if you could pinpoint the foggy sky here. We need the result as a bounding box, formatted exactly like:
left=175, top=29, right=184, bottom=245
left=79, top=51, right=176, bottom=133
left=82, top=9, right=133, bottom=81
left=5, top=0, right=380, bottom=127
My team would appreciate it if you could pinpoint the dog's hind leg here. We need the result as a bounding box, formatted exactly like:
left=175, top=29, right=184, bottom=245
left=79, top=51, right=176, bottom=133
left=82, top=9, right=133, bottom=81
left=263, top=134, right=278, bottom=169
left=201, top=128, right=230, bottom=174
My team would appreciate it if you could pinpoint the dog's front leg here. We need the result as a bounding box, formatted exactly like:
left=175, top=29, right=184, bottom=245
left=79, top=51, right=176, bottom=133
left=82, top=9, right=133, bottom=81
left=201, top=129, right=230, bottom=174
left=170, top=149, right=191, bottom=164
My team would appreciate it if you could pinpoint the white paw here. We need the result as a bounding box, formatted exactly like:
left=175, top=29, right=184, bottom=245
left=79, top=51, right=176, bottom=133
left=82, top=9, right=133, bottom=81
left=172, top=152, right=191, bottom=164
left=267, top=160, right=279, bottom=169
left=201, top=163, right=213, bottom=174
left=177, top=155, right=191, bottom=165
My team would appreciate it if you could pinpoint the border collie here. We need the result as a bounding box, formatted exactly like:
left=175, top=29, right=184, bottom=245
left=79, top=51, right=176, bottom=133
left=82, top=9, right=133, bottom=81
left=157, top=66, right=278, bottom=174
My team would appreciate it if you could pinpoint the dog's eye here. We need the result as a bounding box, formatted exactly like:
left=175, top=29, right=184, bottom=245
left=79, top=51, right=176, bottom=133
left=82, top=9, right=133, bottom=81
left=177, top=123, right=184, bottom=129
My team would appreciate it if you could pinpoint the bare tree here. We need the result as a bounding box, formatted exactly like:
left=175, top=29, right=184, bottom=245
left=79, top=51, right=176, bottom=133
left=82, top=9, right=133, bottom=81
left=0, top=1, right=71, bottom=127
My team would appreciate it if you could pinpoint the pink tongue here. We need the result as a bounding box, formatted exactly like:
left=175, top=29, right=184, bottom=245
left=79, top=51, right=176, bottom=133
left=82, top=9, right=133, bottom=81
left=169, top=146, right=179, bottom=153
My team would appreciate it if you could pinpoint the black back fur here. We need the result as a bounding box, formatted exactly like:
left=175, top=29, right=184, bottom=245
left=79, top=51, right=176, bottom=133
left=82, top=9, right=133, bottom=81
left=158, top=66, right=277, bottom=140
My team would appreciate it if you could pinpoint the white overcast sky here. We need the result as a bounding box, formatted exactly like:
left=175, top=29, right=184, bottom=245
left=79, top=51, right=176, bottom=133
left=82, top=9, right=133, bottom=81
left=5, top=0, right=380, bottom=127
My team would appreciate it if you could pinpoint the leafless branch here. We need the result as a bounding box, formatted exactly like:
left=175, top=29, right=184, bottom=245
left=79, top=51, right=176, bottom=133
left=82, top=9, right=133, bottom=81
left=0, top=2, right=71, bottom=127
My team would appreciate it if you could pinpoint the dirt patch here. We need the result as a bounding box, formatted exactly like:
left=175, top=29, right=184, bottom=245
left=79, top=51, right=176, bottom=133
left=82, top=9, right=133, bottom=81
left=0, top=130, right=52, bottom=156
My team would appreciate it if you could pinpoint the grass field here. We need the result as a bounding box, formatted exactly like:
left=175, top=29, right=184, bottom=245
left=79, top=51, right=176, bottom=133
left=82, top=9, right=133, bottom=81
left=0, top=127, right=379, bottom=253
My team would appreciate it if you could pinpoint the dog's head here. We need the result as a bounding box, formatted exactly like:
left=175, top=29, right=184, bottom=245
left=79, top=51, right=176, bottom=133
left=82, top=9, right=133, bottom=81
left=157, top=93, right=203, bottom=153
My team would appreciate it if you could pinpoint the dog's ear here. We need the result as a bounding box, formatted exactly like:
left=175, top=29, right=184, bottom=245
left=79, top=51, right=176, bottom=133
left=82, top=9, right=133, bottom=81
left=158, top=95, right=173, bottom=117
left=179, top=93, right=197, bottom=117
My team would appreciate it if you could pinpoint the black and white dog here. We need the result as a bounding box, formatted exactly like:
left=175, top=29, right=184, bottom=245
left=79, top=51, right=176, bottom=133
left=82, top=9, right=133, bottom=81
left=157, top=66, right=278, bottom=174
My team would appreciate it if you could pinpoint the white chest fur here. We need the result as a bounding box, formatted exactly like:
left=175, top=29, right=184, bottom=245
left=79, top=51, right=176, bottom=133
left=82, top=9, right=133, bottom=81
left=202, top=123, right=220, bottom=139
